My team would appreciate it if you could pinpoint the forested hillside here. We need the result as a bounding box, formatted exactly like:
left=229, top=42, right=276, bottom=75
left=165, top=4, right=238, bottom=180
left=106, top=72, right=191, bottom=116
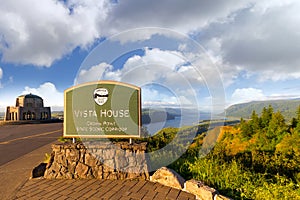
left=225, top=99, right=300, bottom=121
left=139, top=105, right=300, bottom=199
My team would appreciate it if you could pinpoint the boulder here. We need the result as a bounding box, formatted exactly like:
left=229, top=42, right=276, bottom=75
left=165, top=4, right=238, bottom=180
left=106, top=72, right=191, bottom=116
left=184, top=179, right=232, bottom=200
left=184, top=179, right=217, bottom=200
left=150, top=167, right=185, bottom=189
left=215, top=194, right=233, bottom=200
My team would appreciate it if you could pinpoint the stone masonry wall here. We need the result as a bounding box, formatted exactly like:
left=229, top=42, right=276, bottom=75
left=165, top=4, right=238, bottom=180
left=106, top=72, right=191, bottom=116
left=44, top=141, right=149, bottom=180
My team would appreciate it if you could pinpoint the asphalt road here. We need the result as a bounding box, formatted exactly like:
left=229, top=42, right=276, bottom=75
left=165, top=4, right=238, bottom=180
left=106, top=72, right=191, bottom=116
left=0, top=122, right=62, bottom=166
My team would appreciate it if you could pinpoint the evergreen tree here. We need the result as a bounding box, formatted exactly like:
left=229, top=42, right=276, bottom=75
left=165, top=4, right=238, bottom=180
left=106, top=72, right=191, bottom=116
left=260, top=105, right=274, bottom=128
left=266, top=111, right=287, bottom=148
left=290, top=118, right=298, bottom=129
left=294, top=105, right=300, bottom=132
left=249, top=110, right=260, bottom=132
left=240, top=117, right=252, bottom=138
left=289, top=105, right=300, bottom=131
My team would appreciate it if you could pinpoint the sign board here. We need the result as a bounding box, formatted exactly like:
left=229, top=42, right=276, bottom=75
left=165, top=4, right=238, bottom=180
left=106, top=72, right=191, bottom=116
left=64, top=81, right=141, bottom=138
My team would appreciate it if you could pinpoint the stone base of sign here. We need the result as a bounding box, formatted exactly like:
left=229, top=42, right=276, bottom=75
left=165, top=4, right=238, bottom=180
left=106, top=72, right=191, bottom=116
left=44, top=142, right=149, bottom=180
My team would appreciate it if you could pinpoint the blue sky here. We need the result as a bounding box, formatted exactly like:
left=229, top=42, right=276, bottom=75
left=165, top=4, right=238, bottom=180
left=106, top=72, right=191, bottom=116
left=0, top=0, right=300, bottom=113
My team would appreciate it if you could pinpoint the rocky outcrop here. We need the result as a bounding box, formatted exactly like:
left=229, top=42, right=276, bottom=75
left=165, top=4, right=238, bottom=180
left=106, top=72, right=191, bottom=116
left=44, top=141, right=149, bottom=180
left=149, top=168, right=232, bottom=200
left=184, top=179, right=233, bottom=200
left=150, top=167, right=185, bottom=189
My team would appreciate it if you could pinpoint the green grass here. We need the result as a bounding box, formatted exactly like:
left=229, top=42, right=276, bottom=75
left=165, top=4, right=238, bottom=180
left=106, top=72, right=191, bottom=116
left=187, top=157, right=300, bottom=199
left=43, top=153, right=52, bottom=163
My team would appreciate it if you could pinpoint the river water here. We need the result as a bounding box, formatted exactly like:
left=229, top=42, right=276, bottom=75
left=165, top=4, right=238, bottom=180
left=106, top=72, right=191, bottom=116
left=143, top=113, right=222, bottom=135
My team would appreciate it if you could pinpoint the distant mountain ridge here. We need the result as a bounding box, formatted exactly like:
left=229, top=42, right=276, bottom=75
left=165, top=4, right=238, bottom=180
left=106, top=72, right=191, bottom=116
left=225, top=99, right=300, bottom=121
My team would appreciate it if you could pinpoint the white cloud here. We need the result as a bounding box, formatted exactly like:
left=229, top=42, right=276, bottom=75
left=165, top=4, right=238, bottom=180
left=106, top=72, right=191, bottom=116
left=142, top=87, right=178, bottom=107
left=76, top=48, right=205, bottom=107
left=128, top=48, right=184, bottom=69
left=77, top=48, right=194, bottom=86
left=1, top=0, right=299, bottom=111
left=0, top=0, right=109, bottom=67
left=76, top=62, right=113, bottom=84
left=1, top=0, right=299, bottom=86
left=230, top=87, right=300, bottom=106
left=258, top=71, right=300, bottom=82
left=93, top=0, right=298, bottom=88
left=142, top=88, right=192, bottom=107
left=142, top=87, right=193, bottom=107
left=22, top=82, right=63, bottom=110
left=107, top=0, right=251, bottom=35
left=231, top=88, right=265, bottom=104
left=0, top=0, right=252, bottom=67
left=202, top=0, right=300, bottom=81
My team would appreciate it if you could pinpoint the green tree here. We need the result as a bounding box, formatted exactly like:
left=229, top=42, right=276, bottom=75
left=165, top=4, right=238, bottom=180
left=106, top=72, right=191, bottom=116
left=297, top=105, right=300, bottom=122
left=260, top=105, right=274, bottom=128
left=240, top=117, right=252, bottom=139
left=289, top=105, right=300, bottom=131
left=265, top=111, right=287, bottom=150
left=249, top=110, right=260, bottom=132
left=295, top=105, right=300, bottom=132
left=291, top=117, right=298, bottom=129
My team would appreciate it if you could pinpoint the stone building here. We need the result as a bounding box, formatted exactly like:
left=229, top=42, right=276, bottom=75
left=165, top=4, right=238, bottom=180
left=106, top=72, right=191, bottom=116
left=5, top=93, right=51, bottom=121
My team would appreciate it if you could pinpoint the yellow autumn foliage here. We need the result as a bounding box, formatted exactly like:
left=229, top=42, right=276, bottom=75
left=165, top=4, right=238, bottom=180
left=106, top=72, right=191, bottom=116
left=217, top=126, right=249, bottom=156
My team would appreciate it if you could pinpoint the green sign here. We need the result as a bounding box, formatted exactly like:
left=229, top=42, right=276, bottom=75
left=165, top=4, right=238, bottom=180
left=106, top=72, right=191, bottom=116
left=64, top=81, right=141, bottom=138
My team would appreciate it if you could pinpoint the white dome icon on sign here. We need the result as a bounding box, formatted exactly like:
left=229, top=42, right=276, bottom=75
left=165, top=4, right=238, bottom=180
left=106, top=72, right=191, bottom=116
left=94, top=88, right=109, bottom=106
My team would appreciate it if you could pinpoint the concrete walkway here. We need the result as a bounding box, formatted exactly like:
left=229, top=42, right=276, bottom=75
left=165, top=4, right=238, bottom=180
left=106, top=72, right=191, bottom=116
left=0, top=141, right=196, bottom=200
left=0, top=140, right=53, bottom=200
left=15, top=179, right=196, bottom=200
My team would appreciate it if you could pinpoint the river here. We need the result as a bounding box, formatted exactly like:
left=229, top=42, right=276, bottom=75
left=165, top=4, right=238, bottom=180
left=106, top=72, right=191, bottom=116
left=143, top=113, right=223, bottom=135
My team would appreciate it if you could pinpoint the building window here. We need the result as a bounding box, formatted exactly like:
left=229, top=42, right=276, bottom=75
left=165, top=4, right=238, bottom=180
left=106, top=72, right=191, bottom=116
left=32, top=112, right=36, bottom=120
left=27, top=111, right=31, bottom=120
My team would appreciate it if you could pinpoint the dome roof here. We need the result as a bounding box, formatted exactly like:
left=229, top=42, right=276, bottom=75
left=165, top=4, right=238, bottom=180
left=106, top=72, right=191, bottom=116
left=18, top=93, right=43, bottom=99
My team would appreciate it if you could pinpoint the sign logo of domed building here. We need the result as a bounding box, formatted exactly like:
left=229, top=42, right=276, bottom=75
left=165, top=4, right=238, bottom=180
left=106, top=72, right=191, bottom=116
left=93, top=88, right=109, bottom=106
left=4, top=93, right=51, bottom=121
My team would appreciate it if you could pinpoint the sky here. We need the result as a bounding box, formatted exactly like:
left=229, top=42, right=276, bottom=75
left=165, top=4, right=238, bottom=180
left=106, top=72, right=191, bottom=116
left=0, top=0, right=300, bottom=113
